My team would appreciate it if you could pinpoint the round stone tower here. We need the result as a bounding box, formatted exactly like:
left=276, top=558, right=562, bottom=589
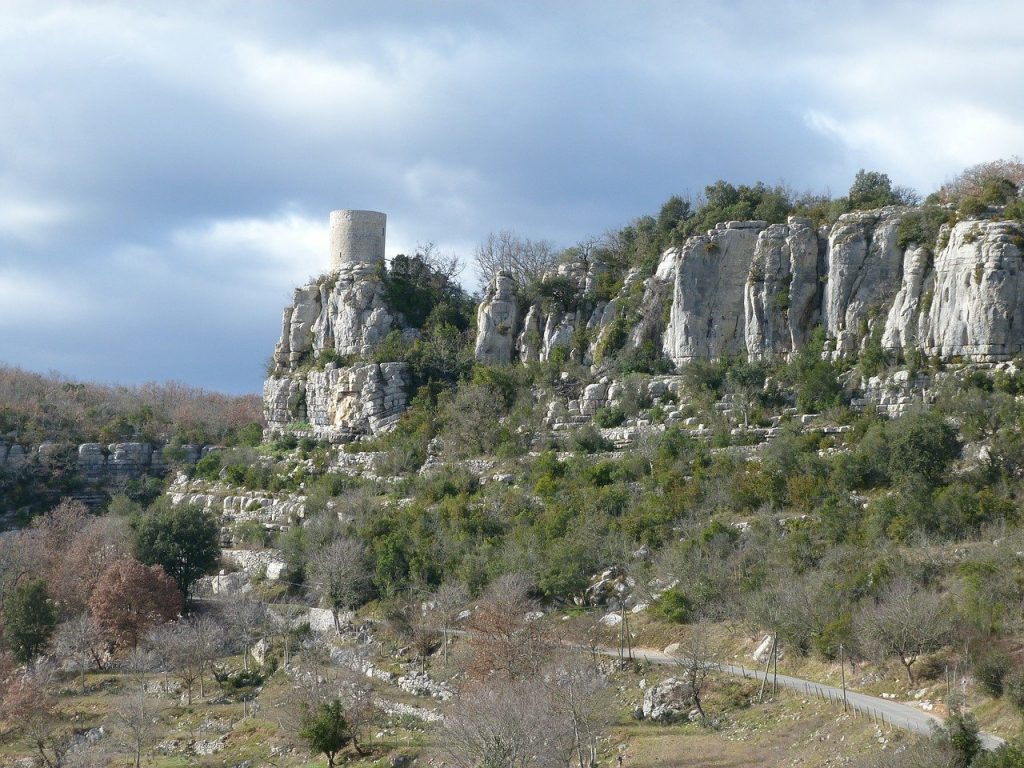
left=328, top=209, right=387, bottom=271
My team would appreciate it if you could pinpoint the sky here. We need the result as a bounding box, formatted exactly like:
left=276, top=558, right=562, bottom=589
left=1, top=1, right=1022, bottom=393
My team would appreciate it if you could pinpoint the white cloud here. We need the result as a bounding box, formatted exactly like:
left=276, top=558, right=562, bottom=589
left=0, top=196, right=74, bottom=243
left=170, top=210, right=327, bottom=289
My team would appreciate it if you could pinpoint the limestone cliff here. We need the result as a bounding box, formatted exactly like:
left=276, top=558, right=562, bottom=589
left=473, top=207, right=1024, bottom=371
left=271, top=262, right=397, bottom=368
left=663, top=221, right=765, bottom=363
left=744, top=216, right=822, bottom=359
left=919, top=219, right=1024, bottom=360
left=268, top=206, right=1024, bottom=443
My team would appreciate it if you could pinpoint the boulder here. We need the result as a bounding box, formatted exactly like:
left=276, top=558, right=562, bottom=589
left=641, top=677, right=694, bottom=722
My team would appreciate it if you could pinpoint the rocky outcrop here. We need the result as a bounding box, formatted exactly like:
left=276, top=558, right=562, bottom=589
left=823, top=208, right=905, bottom=355
left=880, top=245, right=933, bottom=353
left=0, top=441, right=205, bottom=506
left=264, top=362, right=408, bottom=442
left=919, top=220, right=1024, bottom=360
left=271, top=263, right=397, bottom=369
left=661, top=210, right=1024, bottom=366
left=474, top=273, right=519, bottom=364
left=640, top=677, right=695, bottom=722
left=664, top=221, right=766, bottom=364
left=744, top=216, right=822, bottom=359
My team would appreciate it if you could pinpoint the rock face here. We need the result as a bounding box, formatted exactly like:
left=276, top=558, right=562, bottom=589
left=264, top=362, right=408, bottom=442
left=271, top=263, right=397, bottom=368
left=919, top=220, right=1024, bottom=360
left=474, top=273, right=519, bottom=364
left=0, top=441, right=206, bottom=510
left=744, top=217, right=822, bottom=359
left=658, top=209, right=1024, bottom=366
left=822, top=208, right=905, bottom=356
left=664, top=221, right=766, bottom=364
left=263, top=210, right=410, bottom=443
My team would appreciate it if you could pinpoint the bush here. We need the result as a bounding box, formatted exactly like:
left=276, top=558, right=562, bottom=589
left=1004, top=199, right=1024, bottom=222
left=975, top=651, right=1011, bottom=698
left=593, top=406, right=626, bottom=428
left=656, top=587, right=692, bottom=624
left=1004, top=666, right=1024, bottom=712
left=896, top=205, right=952, bottom=251
left=569, top=425, right=611, bottom=453
left=194, top=452, right=222, bottom=481
left=959, top=196, right=987, bottom=217
left=885, top=410, right=961, bottom=486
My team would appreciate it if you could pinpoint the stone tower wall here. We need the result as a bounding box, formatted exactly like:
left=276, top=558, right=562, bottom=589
left=329, top=209, right=386, bottom=270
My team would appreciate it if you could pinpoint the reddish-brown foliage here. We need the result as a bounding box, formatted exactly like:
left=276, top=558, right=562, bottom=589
left=0, top=364, right=263, bottom=445
left=464, top=573, right=553, bottom=681
left=938, top=157, right=1024, bottom=202
left=88, top=558, right=183, bottom=653
left=19, top=500, right=132, bottom=615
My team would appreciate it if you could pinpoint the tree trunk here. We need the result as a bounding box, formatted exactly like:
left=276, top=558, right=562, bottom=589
left=901, top=656, right=915, bottom=684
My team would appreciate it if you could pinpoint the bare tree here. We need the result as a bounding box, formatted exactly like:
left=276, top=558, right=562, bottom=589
left=545, top=657, right=609, bottom=768
left=113, top=684, right=161, bottom=768
left=474, top=231, right=560, bottom=292
left=51, top=614, right=106, bottom=692
left=0, top=662, right=73, bottom=768
left=430, top=582, right=469, bottom=666
left=226, top=597, right=269, bottom=672
left=307, top=537, right=371, bottom=634
left=417, top=240, right=464, bottom=283
left=465, top=573, right=552, bottom=681
left=190, top=613, right=227, bottom=697
left=436, top=679, right=574, bottom=768
left=146, top=621, right=204, bottom=704
left=0, top=529, right=42, bottom=619
left=671, top=621, right=718, bottom=724
left=856, top=579, right=950, bottom=684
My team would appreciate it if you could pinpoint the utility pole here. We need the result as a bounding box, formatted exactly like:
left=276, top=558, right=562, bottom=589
left=840, top=643, right=848, bottom=712
left=772, top=638, right=778, bottom=697
left=758, top=635, right=776, bottom=701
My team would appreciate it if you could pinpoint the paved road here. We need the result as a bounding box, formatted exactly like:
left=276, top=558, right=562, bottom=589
left=593, top=646, right=1006, bottom=751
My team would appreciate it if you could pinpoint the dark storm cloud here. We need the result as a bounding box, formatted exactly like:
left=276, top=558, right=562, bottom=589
left=1, top=0, right=1022, bottom=391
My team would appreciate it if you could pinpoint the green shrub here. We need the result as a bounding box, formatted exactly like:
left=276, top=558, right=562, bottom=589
left=959, top=196, right=987, bottom=217
left=896, top=205, right=952, bottom=251
left=975, top=651, right=1011, bottom=698
left=1004, top=666, right=1024, bottom=712
left=980, top=177, right=1019, bottom=205
left=194, top=452, right=222, bottom=481
left=594, top=406, right=626, bottom=428
left=1004, top=199, right=1024, bottom=222
left=569, top=425, right=611, bottom=453
left=656, top=586, right=692, bottom=624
